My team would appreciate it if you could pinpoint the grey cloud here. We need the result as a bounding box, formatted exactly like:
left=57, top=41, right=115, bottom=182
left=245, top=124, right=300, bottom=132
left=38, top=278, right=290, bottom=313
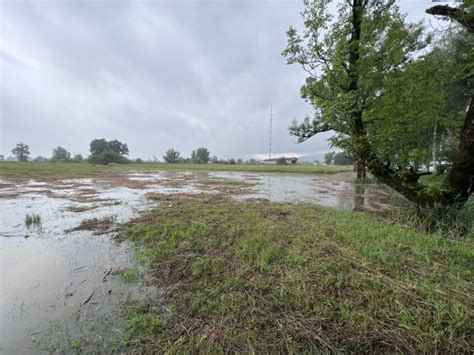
left=1, top=0, right=440, bottom=160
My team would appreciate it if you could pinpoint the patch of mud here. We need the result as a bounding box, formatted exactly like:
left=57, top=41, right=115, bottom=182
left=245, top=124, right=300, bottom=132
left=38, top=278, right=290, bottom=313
left=98, top=174, right=155, bottom=189
left=65, top=217, right=119, bottom=235
left=65, top=205, right=99, bottom=213
left=0, top=192, right=23, bottom=199
left=146, top=192, right=212, bottom=203
left=0, top=181, right=17, bottom=189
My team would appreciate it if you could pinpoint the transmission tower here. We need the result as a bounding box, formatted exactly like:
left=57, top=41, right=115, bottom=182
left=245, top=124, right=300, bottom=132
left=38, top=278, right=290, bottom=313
left=269, top=106, right=273, bottom=159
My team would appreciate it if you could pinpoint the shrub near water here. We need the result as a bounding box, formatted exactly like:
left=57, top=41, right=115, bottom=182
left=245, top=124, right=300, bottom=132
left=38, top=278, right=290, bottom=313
left=121, top=195, right=473, bottom=353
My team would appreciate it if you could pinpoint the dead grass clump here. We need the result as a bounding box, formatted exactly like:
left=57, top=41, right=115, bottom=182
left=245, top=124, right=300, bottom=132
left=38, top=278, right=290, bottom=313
left=99, top=174, right=153, bottom=189
left=65, top=216, right=118, bottom=235
left=70, top=191, right=116, bottom=204
left=0, top=181, right=17, bottom=189
left=195, top=178, right=255, bottom=195
left=65, top=205, right=99, bottom=213
left=0, top=192, right=23, bottom=199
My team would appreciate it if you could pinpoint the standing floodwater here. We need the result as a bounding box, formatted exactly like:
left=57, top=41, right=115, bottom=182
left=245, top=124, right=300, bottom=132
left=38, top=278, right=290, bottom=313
left=0, top=171, right=403, bottom=353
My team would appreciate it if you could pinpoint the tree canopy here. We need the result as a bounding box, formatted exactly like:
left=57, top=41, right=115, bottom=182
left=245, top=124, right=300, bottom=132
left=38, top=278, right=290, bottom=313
left=12, top=142, right=30, bottom=162
left=284, top=0, right=473, bottom=207
left=51, top=146, right=71, bottom=163
left=88, top=139, right=129, bottom=165
left=163, top=148, right=181, bottom=163
left=191, top=147, right=211, bottom=164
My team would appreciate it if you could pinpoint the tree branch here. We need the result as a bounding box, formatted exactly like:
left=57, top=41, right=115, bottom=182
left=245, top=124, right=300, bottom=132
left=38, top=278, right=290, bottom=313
left=289, top=116, right=332, bottom=143
left=426, top=5, right=474, bottom=33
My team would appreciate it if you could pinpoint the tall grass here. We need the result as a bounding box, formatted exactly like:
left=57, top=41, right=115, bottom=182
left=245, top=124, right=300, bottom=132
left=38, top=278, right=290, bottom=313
left=389, top=197, right=474, bottom=238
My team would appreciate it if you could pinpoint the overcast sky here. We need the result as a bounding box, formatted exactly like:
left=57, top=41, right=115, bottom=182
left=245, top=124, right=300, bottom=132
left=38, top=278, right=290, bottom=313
left=0, top=0, right=449, bottom=160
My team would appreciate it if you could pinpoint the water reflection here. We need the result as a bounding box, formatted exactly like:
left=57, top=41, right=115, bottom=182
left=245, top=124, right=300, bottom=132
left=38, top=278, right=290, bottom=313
left=227, top=172, right=404, bottom=214
left=353, top=183, right=366, bottom=211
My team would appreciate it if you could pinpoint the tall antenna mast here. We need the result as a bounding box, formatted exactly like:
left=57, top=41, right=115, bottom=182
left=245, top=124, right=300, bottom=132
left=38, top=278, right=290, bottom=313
left=269, top=106, right=273, bottom=159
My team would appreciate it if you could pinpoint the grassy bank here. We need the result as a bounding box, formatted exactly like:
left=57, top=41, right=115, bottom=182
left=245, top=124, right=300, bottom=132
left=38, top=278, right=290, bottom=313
left=120, top=194, right=473, bottom=353
left=0, top=162, right=351, bottom=180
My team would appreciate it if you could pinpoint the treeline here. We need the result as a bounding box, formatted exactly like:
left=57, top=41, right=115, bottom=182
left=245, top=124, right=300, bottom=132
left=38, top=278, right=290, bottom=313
left=7, top=140, right=129, bottom=165
left=324, top=152, right=353, bottom=166
left=6, top=141, right=257, bottom=165
left=162, top=148, right=256, bottom=165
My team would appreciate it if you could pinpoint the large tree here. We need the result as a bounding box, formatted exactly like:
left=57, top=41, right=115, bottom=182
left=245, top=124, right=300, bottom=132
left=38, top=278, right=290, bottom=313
left=51, top=146, right=71, bottom=163
left=191, top=147, right=211, bottom=164
left=88, top=138, right=129, bottom=165
left=423, top=2, right=474, bottom=207
left=12, top=142, right=30, bottom=162
left=284, top=0, right=473, bottom=207
left=163, top=148, right=181, bottom=163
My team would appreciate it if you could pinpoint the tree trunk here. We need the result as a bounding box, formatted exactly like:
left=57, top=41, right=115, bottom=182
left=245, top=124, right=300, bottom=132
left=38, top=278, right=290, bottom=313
left=356, top=161, right=366, bottom=179
left=432, top=122, right=437, bottom=173
left=442, top=96, right=474, bottom=205
left=348, top=1, right=368, bottom=181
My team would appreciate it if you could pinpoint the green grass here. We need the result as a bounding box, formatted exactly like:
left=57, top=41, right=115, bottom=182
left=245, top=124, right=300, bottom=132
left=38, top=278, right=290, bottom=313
left=121, top=268, right=140, bottom=283
left=0, top=161, right=351, bottom=180
left=25, top=213, right=41, bottom=228
left=119, top=194, right=473, bottom=353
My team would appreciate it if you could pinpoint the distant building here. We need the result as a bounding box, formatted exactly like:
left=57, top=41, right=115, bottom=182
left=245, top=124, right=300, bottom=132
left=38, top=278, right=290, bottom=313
left=262, top=157, right=298, bottom=165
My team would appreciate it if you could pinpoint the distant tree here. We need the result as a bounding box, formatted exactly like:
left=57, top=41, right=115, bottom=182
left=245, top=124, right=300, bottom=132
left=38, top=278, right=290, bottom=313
left=134, top=158, right=144, bottom=163
left=179, top=157, right=192, bottom=164
left=276, top=157, right=288, bottom=165
left=333, top=152, right=353, bottom=166
left=88, top=139, right=129, bottom=165
left=0, top=154, right=4, bottom=161
left=228, top=158, right=236, bottom=165
left=163, top=148, right=181, bottom=163
left=314, top=159, right=320, bottom=165
left=249, top=158, right=257, bottom=164
left=191, top=147, right=210, bottom=164
left=89, top=139, right=108, bottom=156
left=89, top=139, right=128, bottom=156
left=72, top=154, right=84, bottom=163
left=51, top=146, right=71, bottom=163
left=12, top=142, right=30, bottom=162
left=237, top=158, right=243, bottom=164
left=33, top=156, right=48, bottom=162
left=324, top=152, right=335, bottom=165
left=211, top=155, right=219, bottom=164
left=108, top=139, right=129, bottom=156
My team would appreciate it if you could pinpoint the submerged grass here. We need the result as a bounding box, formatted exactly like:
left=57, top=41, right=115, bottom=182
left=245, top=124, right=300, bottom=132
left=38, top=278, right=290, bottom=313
left=120, top=194, right=473, bottom=353
left=25, top=213, right=41, bottom=228
left=0, top=162, right=351, bottom=180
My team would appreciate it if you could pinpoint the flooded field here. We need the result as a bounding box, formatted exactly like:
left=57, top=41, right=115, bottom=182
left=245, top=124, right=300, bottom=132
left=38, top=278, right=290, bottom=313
left=0, top=171, right=402, bottom=353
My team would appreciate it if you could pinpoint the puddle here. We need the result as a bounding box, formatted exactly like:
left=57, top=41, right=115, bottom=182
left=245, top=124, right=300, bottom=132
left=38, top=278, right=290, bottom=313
left=209, top=171, right=403, bottom=213
left=0, top=170, right=404, bottom=353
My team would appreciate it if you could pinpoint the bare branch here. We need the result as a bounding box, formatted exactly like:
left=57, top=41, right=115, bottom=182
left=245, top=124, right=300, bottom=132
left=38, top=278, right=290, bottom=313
left=426, top=5, right=474, bottom=33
